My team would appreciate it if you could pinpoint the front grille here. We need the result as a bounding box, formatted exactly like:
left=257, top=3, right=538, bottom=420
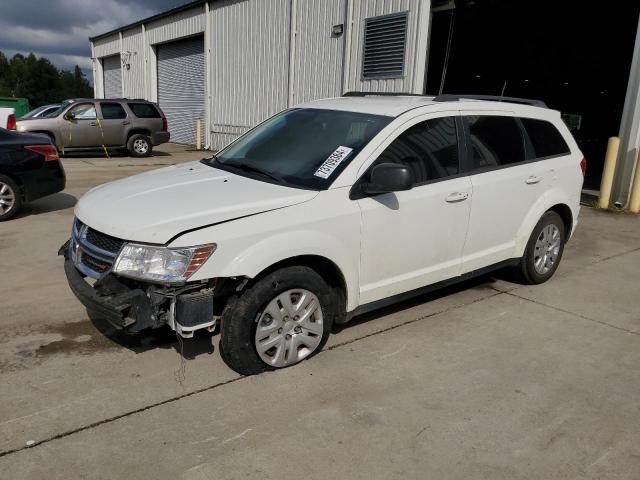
left=72, top=218, right=126, bottom=278
left=85, top=228, right=126, bottom=254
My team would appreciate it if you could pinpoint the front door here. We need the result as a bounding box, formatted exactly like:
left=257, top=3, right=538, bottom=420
left=64, top=102, right=102, bottom=148
left=357, top=114, right=472, bottom=305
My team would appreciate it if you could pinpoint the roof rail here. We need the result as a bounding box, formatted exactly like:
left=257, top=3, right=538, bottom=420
left=433, top=94, right=547, bottom=108
left=343, top=91, right=426, bottom=97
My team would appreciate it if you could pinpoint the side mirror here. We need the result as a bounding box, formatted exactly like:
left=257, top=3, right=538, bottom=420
left=64, top=112, right=75, bottom=120
left=362, top=162, right=414, bottom=195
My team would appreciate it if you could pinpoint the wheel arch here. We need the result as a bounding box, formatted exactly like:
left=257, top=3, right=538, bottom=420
left=127, top=129, right=152, bottom=141
left=250, top=254, right=348, bottom=322
left=514, top=188, right=576, bottom=257
left=547, top=203, right=573, bottom=239
left=0, top=170, right=25, bottom=200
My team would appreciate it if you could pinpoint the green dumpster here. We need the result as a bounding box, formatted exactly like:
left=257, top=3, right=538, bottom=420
left=0, top=97, right=30, bottom=118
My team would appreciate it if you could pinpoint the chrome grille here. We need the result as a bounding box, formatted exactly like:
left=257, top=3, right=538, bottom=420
left=71, top=218, right=125, bottom=279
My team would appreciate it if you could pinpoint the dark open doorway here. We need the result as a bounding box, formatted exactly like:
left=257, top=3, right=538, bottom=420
left=426, top=0, right=640, bottom=191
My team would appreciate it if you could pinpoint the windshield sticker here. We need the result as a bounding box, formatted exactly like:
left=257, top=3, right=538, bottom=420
left=314, top=146, right=354, bottom=179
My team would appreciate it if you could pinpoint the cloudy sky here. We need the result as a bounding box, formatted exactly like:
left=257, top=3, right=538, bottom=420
left=0, top=0, right=189, bottom=78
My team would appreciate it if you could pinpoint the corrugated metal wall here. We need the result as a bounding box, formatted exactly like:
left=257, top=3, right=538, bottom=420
left=103, top=55, right=122, bottom=98
left=209, top=0, right=292, bottom=150
left=122, top=28, right=146, bottom=99
left=290, top=0, right=346, bottom=105
left=146, top=6, right=206, bottom=45
left=157, top=36, right=206, bottom=144
left=93, top=34, right=120, bottom=58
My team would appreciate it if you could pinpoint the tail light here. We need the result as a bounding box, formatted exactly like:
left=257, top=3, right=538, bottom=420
left=162, top=117, right=168, bottom=131
left=580, top=157, right=586, bottom=176
left=24, top=144, right=59, bottom=161
left=6, top=114, right=16, bottom=130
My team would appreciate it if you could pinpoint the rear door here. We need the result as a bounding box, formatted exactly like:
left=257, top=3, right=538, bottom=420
left=97, top=102, right=128, bottom=146
left=357, top=113, right=472, bottom=305
left=460, top=113, right=549, bottom=272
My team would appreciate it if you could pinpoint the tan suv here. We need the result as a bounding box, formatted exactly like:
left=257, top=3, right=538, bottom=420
left=16, top=99, right=170, bottom=157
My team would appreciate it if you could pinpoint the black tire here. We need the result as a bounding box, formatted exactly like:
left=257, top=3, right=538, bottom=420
left=127, top=134, right=152, bottom=158
left=514, top=211, right=565, bottom=285
left=220, top=266, right=336, bottom=375
left=0, top=174, right=22, bottom=221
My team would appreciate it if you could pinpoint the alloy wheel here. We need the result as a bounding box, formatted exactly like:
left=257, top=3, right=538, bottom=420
left=533, top=224, right=561, bottom=274
left=0, top=182, right=16, bottom=215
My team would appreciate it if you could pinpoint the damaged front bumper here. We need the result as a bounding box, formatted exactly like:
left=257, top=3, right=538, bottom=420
left=60, top=240, right=220, bottom=337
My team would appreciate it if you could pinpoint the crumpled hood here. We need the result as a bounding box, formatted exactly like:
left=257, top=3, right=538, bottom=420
left=74, top=160, right=318, bottom=244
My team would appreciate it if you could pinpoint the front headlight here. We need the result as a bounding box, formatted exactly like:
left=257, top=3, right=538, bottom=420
left=113, top=243, right=216, bottom=283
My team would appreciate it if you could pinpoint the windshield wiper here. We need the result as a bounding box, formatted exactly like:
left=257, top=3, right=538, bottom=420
left=225, top=162, right=284, bottom=184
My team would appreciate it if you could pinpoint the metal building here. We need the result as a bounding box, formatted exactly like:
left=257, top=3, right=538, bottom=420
left=89, top=0, right=640, bottom=209
left=89, top=0, right=430, bottom=150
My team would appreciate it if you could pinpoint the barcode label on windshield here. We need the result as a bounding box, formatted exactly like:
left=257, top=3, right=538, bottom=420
left=314, top=146, right=353, bottom=179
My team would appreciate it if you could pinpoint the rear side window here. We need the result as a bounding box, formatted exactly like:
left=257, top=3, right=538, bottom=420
left=521, top=118, right=570, bottom=159
left=128, top=103, right=160, bottom=118
left=376, top=116, right=459, bottom=184
left=465, top=116, right=526, bottom=170
left=101, top=103, right=126, bottom=119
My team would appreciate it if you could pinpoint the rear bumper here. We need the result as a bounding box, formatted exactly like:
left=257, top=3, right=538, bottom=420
left=151, top=132, right=170, bottom=145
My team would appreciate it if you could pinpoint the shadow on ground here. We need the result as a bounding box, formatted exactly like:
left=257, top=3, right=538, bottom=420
left=14, top=192, right=77, bottom=219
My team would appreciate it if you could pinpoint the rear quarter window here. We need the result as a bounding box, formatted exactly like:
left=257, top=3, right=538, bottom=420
left=521, top=118, right=570, bottom=159
left=128, top=103, right=161, bottom=119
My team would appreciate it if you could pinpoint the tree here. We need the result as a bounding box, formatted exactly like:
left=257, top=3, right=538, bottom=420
left=0, top=49, right=93, bottom=107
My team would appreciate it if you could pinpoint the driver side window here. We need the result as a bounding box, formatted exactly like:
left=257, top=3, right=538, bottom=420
left=376, top=116, right=460, bottom=184
left=68, top=103, right=96, bottom=120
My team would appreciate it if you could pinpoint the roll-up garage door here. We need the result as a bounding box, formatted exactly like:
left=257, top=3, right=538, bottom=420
left=103, top=55, right=122, bottom=98
left=157, top=36, right=205, bottom=145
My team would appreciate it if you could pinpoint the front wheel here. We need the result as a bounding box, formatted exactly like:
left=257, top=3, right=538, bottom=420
left=127, top=134, right=152, bottom=158
left=515, top=211, right=565, bottom=284
left=220, top=266, right=335, bottom=375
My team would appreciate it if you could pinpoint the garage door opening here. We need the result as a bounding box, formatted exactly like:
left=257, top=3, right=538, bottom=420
left=156, top=35, right=206, bottom=146
left=103, top=55, right=122, bottom=99
left=426, top=0, right=640, bottom=191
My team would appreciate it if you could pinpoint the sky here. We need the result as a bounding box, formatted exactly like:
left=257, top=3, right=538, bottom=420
left=0, top=0, right=189, bottom=79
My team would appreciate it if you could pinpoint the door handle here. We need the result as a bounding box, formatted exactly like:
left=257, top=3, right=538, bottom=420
left=445, top=192, right=469, bottom=203
left=525, top=175, right=541, bottom=185
left=122, top=120, right=130, bottom=125
left=89, top=121, right=97, bottom=126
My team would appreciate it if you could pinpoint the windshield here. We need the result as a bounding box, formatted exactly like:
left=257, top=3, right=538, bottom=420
left=21, top=105, right=60, bottom=119
left=44, top=105, right=66, bottom=118
left=209, top=108, right=392, bottom=190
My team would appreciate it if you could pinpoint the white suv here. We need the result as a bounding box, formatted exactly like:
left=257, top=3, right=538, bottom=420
left=61, top=93, right=584, bottom=374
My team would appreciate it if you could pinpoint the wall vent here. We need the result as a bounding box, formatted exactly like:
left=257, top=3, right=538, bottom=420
left=362, top=11, right=408, bottom=79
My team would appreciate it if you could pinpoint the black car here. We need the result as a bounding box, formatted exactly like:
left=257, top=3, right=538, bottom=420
left=0, top=128, right=66, bottom=220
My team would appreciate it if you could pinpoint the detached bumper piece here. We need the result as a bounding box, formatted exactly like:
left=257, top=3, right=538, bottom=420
left=64, top=257, right=157, bottom=332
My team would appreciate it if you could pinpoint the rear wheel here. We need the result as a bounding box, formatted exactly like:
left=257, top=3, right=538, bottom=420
left=515, top=211, right=565, bottom=284
left=127, top=134, right=152, bottom=157
left=0, top=175, right=21, bottom=221
left=220, top=266, right=335, bottom=375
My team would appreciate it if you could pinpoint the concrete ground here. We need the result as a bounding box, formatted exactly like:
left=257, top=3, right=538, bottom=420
left=0, top=145, right=639, bottom=479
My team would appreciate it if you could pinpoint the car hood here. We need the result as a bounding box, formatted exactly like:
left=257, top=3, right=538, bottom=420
left=74, top=160, right=318, bottom=244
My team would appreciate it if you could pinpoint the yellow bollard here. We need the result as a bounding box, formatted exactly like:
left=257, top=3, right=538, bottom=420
left=598, top=136, right=620, bottom=209
left=628, top=149, right=640, bottom=213
left=196, top=119, right=202, bottom=150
